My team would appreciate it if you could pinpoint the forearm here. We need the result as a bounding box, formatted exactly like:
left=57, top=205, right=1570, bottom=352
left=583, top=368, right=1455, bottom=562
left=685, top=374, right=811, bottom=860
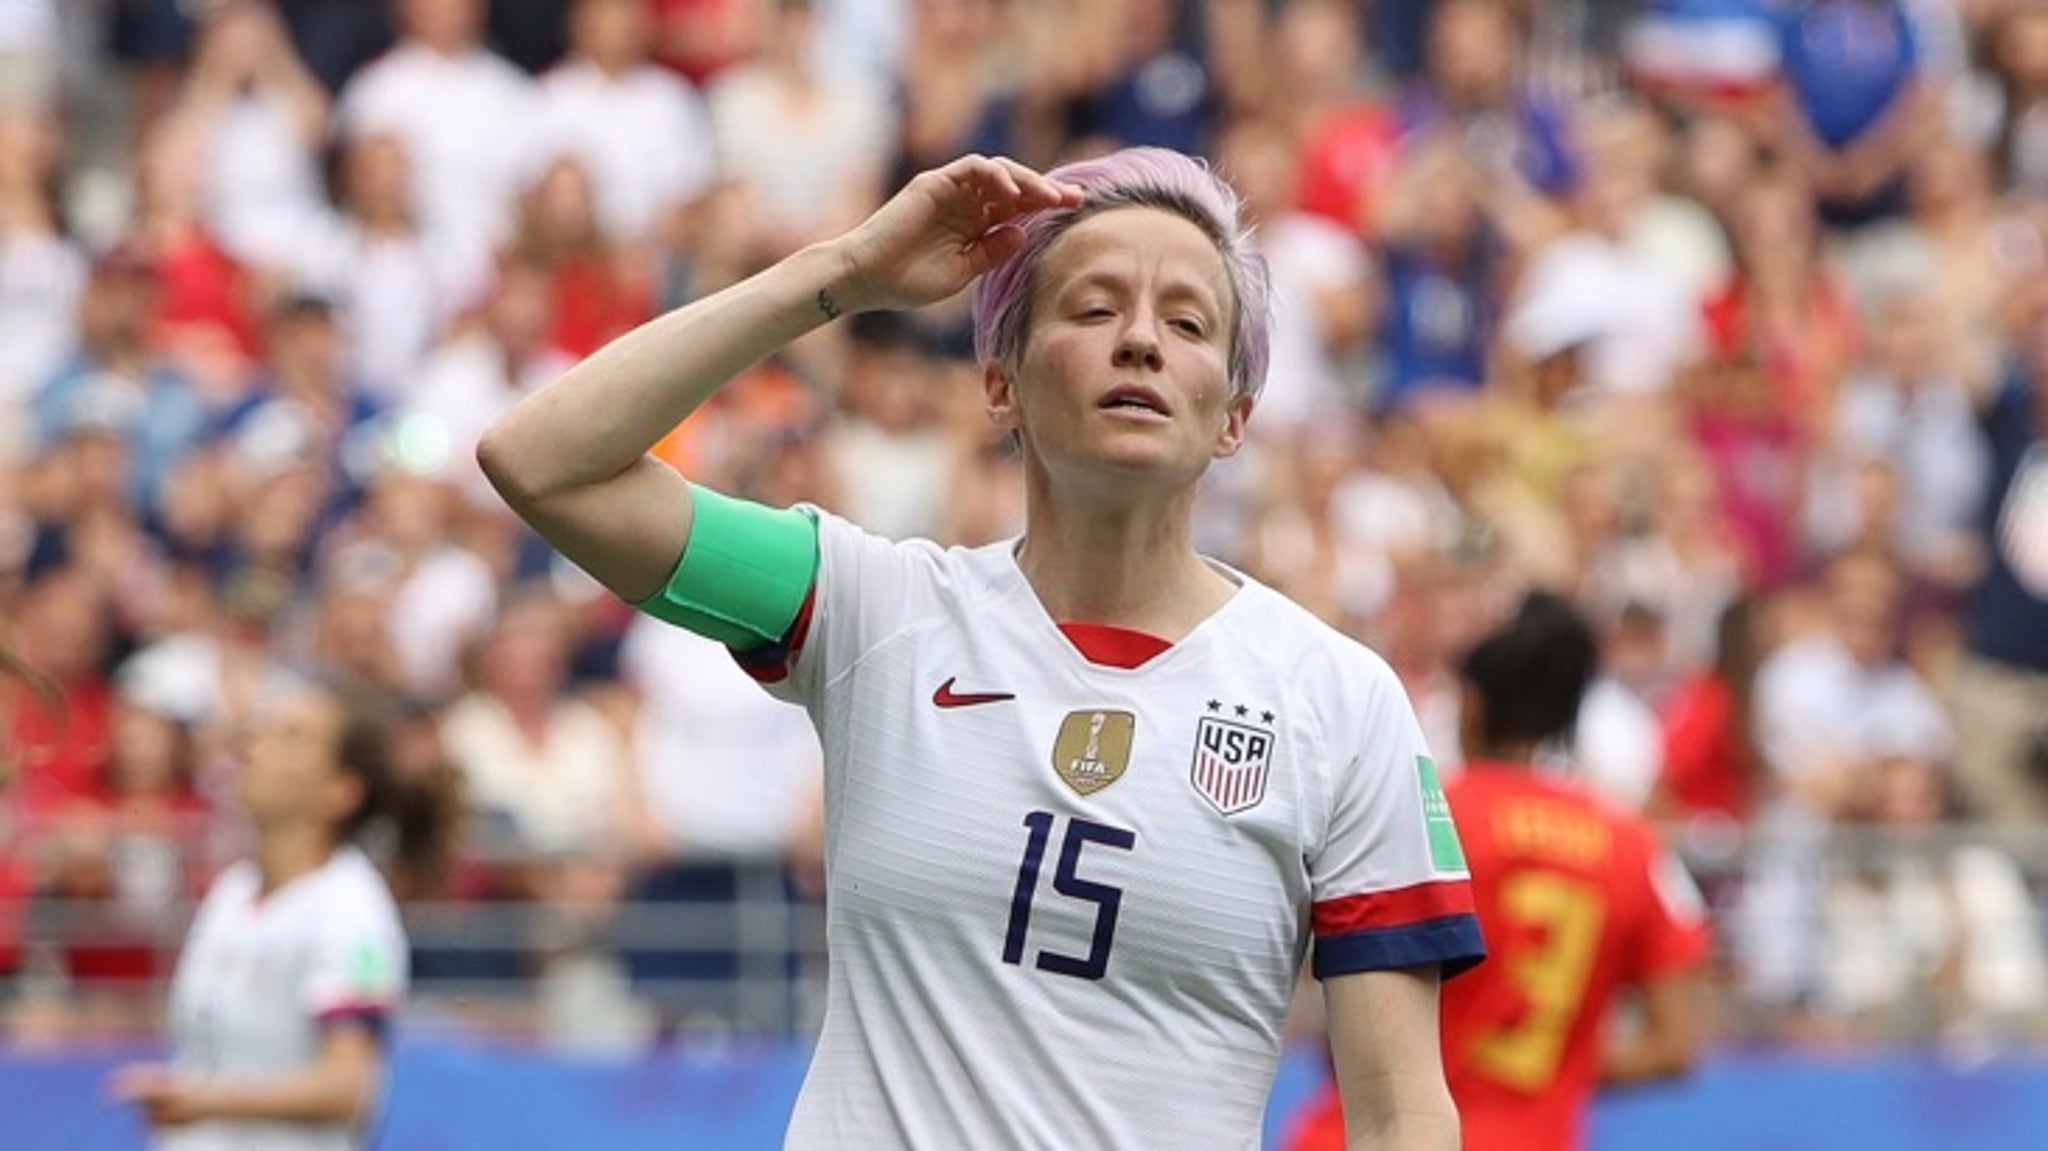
left=478, top=241, right=850, bottom=505
left=1345, top=1091, right=1461, bottom=1151
left=1601, top=1031, right=1695, bottom=1086
left=189, top=1062, right=381, bottom=1126
left=1603, top=974, right=1705, bottom=1087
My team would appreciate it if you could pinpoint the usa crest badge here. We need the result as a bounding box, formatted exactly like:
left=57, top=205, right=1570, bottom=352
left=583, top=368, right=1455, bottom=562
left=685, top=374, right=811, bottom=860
left=1191, top=717, right=1273, bottom=815
left=1053, top=710, right=1136, bottom=796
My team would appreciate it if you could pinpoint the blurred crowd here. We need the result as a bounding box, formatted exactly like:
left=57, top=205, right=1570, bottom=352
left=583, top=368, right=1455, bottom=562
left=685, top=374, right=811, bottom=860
left=3, top=0, right=2048, bottom=1049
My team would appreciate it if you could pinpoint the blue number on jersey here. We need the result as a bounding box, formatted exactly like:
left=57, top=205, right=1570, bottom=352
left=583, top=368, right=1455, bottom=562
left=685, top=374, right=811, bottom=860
left=1002, top=810, right=1137, bottom=980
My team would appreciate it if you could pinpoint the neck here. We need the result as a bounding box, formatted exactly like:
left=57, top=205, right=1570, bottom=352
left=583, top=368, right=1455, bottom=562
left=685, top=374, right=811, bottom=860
left=0, top=190, right=50, bottom=231
left=1468, top=741, right=1537, bottom=765
left=586, top=53, right=631, bottom=80
left=254, top=823, right=337, bottom=896
left=1013, top=468, right=1230, bottom=640
left=416, top=38, right=469, bottom=60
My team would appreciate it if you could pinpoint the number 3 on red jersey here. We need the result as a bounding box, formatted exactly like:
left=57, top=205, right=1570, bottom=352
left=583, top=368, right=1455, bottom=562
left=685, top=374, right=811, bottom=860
left=1469, top=872, right=1607, bottom=1091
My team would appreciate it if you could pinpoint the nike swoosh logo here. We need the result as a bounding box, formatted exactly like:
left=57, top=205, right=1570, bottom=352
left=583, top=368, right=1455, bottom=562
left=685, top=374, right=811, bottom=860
left=932, top=677, right=1016, bottom=708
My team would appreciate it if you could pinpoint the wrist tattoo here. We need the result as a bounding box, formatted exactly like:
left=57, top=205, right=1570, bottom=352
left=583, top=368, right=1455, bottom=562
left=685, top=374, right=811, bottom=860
left=816, top=288, right=842, bottom=321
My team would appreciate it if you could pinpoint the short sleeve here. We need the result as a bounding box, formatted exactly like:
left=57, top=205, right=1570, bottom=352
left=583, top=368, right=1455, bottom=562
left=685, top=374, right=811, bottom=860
left=757, top=508, right=949, bottom=709
left=300, top=879, right=409, bottom=1028
left=1306, top=656, right=1486, bottom=980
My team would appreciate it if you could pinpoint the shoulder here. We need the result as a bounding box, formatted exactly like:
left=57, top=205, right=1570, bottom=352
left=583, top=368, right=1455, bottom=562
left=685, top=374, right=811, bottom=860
left=1226, top=579, right=1416, bottom=744
left=1229, top=577, right=1404, bottom=695
left=634, top=64, right=705, bottom=106
left=707, top=65, right=770, bottom=108
left=201, top=860, right=262, bottom=908
left=475, top=50, right=538, bottom=91
left=811, top=505, right=980, bottom=587
left=317, top=848, right=401, bottom=915
left=344, top=46, right=414, bottom=89
left=537, top=59, right=590, bottom=98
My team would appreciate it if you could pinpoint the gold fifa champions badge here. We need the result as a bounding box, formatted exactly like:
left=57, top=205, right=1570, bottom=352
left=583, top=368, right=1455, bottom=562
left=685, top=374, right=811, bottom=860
left=1052, top=710, right=1136, bottom=796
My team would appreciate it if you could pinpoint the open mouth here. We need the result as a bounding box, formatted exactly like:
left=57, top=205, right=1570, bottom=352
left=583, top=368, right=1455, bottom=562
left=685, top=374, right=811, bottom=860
left=1098, top=386, right=1170, bottom=417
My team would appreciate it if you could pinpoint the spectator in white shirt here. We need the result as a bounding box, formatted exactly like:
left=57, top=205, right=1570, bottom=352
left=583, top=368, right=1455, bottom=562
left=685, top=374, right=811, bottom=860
left=441, top=588, right=638, bottom=860
left=537, top=0, right=717, bottom=249
left=0, top=103, right=84, bottom=448
left=706, top=0, right=893, bottom=267
left=173, top=2, right=333, bottom=282
left=319, top=463, right=499, bottom=702
left=1754, top=552, right=1954, bottom=819
left=0, top=0, right=57, bottom=107
left=1805, top=286, right=1990, bottom=589
left=399, top=255, right=574, bottom=509
left=615, top=611, right=824, bottom=1029
left=1215, top=113, right=1378, bottom=437
left=818, top=311, right=953, bottom=541
left=307, top=132, right=479, bottom=405
left=336, top=0, right=540, bottom=269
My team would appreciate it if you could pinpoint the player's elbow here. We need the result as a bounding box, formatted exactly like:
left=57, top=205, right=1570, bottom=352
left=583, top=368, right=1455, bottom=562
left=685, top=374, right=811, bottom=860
left=476, top=417, right=549, bottom=512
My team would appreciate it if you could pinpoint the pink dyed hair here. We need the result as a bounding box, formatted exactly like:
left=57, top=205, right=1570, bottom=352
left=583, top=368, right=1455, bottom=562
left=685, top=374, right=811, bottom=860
left=970, top=147, right=1272, bottom=402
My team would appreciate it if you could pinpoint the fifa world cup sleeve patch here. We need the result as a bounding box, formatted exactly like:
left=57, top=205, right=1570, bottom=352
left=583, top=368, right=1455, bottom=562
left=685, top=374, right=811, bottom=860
left=1418, top=755, right=1467, bottom=872
left=634, top=485, right=820, bottom=651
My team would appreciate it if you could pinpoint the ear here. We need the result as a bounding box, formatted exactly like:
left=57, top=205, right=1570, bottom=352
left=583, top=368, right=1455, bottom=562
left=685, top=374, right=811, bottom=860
left=1211, top=391, right=1254, bottom=459
left=984, top=360, right=1023, bottom=433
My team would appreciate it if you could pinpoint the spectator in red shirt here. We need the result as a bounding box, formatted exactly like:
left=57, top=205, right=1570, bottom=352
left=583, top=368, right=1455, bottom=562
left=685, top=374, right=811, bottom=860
left=509, top=155, right=656, bottom=360
left=5, top=561, right=117, bottom=815
left=1655, top=594, right=1768, bottom=823
left=128, top=117, right=263, bottom=392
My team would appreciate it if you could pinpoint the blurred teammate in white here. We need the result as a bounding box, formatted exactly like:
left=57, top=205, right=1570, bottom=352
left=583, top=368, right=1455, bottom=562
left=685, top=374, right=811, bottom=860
left=480, top=148, right=1486, bottom=1149
left=112, top=683, right=420, bottom=1151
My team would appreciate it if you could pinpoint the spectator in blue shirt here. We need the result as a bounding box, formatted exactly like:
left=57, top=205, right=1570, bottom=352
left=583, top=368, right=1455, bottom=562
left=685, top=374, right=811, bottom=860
left=1397, top=0, right=1581, bottom=198
left=1373, top=132, right=1505, bottom=409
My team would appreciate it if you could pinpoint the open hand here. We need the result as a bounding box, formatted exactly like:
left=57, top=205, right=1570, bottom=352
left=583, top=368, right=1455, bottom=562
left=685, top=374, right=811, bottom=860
left=833, top=155, right=1084, bottom=314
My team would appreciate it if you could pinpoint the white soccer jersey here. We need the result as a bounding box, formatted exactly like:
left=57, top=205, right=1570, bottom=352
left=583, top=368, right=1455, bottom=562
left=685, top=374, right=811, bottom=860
left=161, top=846, right=408, bottom=1151
left=739, top=511, right=1483, bottom=1150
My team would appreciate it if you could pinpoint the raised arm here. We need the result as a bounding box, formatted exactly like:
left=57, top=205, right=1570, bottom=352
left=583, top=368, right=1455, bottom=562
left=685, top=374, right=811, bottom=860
left=476, top=156, right=1082, bottom=601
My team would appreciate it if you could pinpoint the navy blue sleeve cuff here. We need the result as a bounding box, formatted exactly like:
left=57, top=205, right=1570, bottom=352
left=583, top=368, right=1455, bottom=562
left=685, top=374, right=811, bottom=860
left=1312, top=914, right=1487, bottom=981
left=316, top=1005, right=392, bottom=1046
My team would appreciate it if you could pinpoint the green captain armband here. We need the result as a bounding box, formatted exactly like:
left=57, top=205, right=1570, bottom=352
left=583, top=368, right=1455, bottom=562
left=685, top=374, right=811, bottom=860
left=633, top=485, right=819, bottom=650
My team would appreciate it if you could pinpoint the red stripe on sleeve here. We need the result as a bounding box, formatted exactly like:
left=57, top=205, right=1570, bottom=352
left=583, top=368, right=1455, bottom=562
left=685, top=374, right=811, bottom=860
left=737, top=586, right=818, bottom=684
left=314, top=999, right=395, bottom=1024
left=1312, top=879, right=1477, bottom=936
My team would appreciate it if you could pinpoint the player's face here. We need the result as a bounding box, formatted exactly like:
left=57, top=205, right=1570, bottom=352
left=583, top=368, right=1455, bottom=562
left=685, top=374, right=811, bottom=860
left=238, top=689, right=353, bottom=832
left=991, top=207, right=1249, bottom=488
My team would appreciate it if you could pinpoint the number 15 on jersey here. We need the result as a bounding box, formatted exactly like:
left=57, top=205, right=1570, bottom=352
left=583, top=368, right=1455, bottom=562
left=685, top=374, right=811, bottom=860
left=1003, top=811, right=1137, bottom=981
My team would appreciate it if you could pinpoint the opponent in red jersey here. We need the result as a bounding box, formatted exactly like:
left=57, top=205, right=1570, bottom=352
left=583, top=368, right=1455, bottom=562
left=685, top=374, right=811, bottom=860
left=1290, top=592, right=1710, bottom=1151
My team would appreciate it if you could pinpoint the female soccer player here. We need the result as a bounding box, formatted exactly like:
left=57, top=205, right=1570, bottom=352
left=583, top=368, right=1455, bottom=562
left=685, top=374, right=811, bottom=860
left=112, top=683, right=426, bottom=1151
left=1287, top=592, right=1710, bottom=1151
left=479, top=148, right=1485, bottom=1149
